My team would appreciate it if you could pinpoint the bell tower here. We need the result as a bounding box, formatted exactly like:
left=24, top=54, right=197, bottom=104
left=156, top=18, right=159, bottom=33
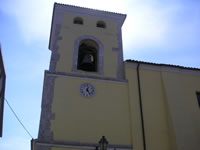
left=33, top=3, right=132, bottom=150
left=48, top=3, right=126, bottom=80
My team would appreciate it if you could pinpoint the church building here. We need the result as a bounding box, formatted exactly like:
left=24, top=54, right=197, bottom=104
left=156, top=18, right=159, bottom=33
left=32, top=3, right=200, bottom=150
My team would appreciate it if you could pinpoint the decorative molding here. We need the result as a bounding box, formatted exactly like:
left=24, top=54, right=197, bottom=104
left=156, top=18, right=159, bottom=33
left=38, top=71, right=56, bottom=143
left=46, top=71, right=128, bottom=84
left=116, top=26, right=125, bottom=80
left=180, top=69, right=200, bottom=76
left=55, top=3, right=126, bottom=26
left=32, top=139, right=132, bottom=150
left=140, top=64, right=162, bottom=72
left=125, top=62, right=200, bottom=76
left=72, top=35, right=104, bottom=75
left=125, top=62, right=138, bottom=69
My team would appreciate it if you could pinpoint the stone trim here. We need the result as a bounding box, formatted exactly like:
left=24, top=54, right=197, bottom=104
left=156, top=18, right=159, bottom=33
left=38, top=71, right=56, bottom=143
left=49, top=24, right=62, bottom=72
left=32, top=139, right=132, bottom=150
left=116, top=26, right=125, bottom=80
left=46, top=71, right=128, bottom=84
left=72, top=35, right=104, bottom=75
left=125, top=62, right=200, bottom=76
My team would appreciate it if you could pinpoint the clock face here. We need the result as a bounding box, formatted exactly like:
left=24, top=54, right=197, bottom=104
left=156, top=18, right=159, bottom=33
left=80, top=83, right=96, bottom=98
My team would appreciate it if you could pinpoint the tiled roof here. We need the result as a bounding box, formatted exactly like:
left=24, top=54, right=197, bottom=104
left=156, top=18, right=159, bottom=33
left=126, top=59, right=200, bottom=71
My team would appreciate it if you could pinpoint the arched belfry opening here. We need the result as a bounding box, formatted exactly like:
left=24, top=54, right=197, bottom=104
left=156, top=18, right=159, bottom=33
left=77, top=39, right=98, bottom=72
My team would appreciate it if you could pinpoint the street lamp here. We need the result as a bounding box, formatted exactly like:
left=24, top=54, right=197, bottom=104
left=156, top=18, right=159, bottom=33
left=98, top=136, right=109, bottom=150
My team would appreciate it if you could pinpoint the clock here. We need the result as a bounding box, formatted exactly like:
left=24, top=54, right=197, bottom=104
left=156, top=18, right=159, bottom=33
left=80, top=83, right=96, bottom=98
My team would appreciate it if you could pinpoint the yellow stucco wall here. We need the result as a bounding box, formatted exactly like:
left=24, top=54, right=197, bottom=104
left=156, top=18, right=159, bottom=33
left=51, top=76, right=131, bottom=145
left=48, top=63, right=200, bottom=150
left=162, top=71, right=200, bottom=150
left=139, top=69, right=172, bottom=150
left=56, top=14, right=119, bottom=78
left=125, top=63, right=200, bottom=150
left=125, top=67, right=171, bottom=150
left=34, top=63, right=200, bottom=150
left=126, top=67, right=144, bottom=150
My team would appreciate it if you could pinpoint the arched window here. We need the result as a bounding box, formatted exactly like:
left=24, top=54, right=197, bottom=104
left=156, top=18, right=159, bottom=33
left=96, top=21, right=106, bottom=28
left=73, top=17, right=83, bottom=25
left=77, top=40, right=98, bottom=72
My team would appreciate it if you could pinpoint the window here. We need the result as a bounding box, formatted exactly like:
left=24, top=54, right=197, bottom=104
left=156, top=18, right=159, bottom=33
left=196, top=92, right=200, bottom=107
left=77, top=40, right=98, bottom=72
left=73, top=17, right=83, bottom=25
left=96, top=21, right=106, bottom=28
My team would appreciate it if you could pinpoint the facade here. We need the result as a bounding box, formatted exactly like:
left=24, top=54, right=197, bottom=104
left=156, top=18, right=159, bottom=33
left=32, top=3, right=200, bottom=150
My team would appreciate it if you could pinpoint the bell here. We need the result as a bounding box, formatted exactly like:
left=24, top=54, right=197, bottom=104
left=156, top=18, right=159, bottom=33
left=81, top=54, right=94, bottom=65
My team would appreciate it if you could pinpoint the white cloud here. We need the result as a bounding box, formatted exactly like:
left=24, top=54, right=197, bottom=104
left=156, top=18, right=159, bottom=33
left=123, top=2, right=181, bottom=51
left=0, top=0, right=53, bottom=43
left=123, top=1, right=200, bottom=53
left=0, top=0, right=199, bottom=54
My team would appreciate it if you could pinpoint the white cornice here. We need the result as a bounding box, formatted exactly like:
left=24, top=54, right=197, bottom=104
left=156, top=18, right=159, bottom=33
left=55, top=3, right=126, bottom=25
left=46, top=71, right=128, bottom=84
left=125, top=62, right=200, bottom=76
left=34, top=140, right=132, bottom=150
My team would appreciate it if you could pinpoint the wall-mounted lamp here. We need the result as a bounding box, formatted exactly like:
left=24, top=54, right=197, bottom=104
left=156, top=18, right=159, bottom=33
left=98, top=136, right=109, bottom=150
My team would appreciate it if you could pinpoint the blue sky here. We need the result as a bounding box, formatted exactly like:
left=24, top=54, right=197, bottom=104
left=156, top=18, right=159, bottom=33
left=0, top=0, right=200, bottom=150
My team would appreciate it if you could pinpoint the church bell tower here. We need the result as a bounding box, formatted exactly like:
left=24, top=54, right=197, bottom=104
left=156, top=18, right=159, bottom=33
left=32, top=3, right=132, bottom=150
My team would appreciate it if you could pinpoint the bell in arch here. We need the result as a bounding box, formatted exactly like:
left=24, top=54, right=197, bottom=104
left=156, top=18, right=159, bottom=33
left=81, top=54, right=94, bottom=65
left=77, top=41, right=98, bottom=72
left=80, top=53, right=95, bottom=71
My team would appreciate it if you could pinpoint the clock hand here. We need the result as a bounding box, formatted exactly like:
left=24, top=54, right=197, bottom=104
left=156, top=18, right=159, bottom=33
left=88, top=89, right=91, bottom=94
left=86, top=88, right=90, bottom=94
